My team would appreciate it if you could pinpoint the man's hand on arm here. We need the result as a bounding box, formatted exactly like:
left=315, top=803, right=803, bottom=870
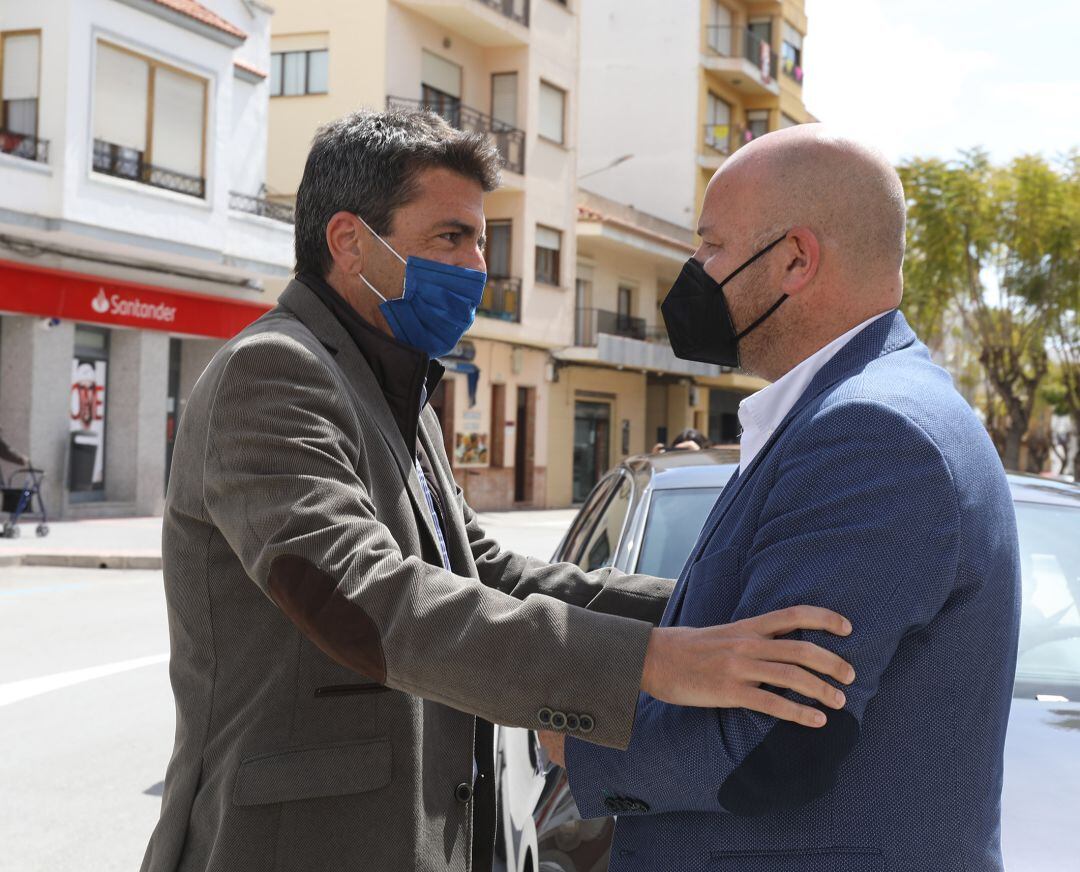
left=641, top=606, right=854, bottom=728
left=545, top=606, right=852, bottom=775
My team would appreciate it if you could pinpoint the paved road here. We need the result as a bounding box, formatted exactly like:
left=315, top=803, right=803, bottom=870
left=0, top=510, right=575, bottom=872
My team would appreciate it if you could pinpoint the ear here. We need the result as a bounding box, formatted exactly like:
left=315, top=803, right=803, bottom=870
left=778, top=226, right=820, bottom=296
left=326, top=211, right=365, bottom=276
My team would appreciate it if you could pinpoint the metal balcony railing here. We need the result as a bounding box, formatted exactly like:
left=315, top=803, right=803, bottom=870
left=705, top=26, right=779, bottom=82
left=704, top=122, right=766, bottom=155
left=0, top=130, right=48, bottom=164
left=575, top=308, right=648, bottom=346
left=229, top=191, right=295, bottom=224
left=478, top=276, right=521, bottom=322
left=387, top=95, right=525, bottom=175
left=92, top=140, right=205, bottom=198
left=474, top=0, right=529, bottom=26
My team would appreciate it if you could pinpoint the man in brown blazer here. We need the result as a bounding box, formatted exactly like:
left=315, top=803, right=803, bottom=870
left=140, top=110, right=854, bottom=872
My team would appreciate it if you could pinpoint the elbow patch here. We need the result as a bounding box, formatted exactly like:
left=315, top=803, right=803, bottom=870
left=717, top=707, right=859, bottom=816
left=268, top=554, right=387, bottom=684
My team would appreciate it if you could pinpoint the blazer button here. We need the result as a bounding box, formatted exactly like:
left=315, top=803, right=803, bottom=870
left=565, top=713, right=580, bottom=731
left=578, top=714, right=595, bottom=734
left=455, top=782, right=473, bottom=804
left=550, top=711, right=567, bottom=730
left=537, top=707, right=553, bottom=726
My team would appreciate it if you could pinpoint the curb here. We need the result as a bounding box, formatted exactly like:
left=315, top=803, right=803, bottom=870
left=0, top=553, right=162, bottom=570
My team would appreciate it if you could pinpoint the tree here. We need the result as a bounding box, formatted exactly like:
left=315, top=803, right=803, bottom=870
left=899, top=150, right=1079, bottom=471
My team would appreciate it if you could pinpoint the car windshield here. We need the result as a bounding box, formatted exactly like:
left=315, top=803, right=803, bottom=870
left=1014, top=500, right=1080, bottom=697
left=635, top=487, right=724, bottom=579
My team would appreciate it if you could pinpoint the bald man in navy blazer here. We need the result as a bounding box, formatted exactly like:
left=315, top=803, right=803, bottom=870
left=549, top=127, right=1021, bottom=872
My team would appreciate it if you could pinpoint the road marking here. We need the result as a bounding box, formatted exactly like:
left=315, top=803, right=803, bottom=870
left=0, top=653, right=169, bottom=707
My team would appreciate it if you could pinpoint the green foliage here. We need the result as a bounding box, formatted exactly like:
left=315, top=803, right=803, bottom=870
left=898, top=149, right=1079, bottom=471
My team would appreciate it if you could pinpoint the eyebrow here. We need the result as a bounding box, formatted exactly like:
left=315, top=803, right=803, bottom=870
left=432, top=219, right=480, bottom=237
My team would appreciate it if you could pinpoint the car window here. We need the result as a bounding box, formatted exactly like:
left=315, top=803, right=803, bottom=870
left=635, top=487, right=725, bottom=579
left=576, top=473, right=633, bottom=572
left=1014, top=501, right=1080, bottom=696
left=558, top=474, right=619, bottom=565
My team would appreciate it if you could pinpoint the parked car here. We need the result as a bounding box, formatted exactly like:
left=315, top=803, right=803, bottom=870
left=495, top=449, right=1080, bottom=872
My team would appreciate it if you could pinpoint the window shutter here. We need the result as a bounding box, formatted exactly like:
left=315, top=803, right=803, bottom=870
left=93, top=43, right=149, bottom=152
left=2, top=33, right=40, bottom=100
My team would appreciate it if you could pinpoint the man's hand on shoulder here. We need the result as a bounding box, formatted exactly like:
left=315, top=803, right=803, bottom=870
left=641, top=607, right=856, bottom=728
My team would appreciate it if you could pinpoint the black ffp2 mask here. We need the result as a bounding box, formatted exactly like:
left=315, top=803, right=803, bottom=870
left=661, top=233, right=788, bottom=368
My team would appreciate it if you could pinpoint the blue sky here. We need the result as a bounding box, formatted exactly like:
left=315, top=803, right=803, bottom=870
left=802, top=0, right=1080, bottom=165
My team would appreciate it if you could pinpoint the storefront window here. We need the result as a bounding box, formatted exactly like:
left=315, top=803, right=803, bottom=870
left=69, top=326, right=109, bottom=501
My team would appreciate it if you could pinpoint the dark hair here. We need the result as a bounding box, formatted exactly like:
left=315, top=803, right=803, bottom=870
left=670, top=428, right=710, bottom=449
left=293, top=109, right=502, bottom=277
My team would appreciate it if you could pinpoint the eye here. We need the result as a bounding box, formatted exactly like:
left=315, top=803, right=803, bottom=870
left=439, top=232, right=462, bottom=244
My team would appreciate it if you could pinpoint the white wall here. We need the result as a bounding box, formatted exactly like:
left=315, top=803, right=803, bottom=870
left=578, top=0, right=700, bottom=228
left=0, top=0, right=291, bottom=280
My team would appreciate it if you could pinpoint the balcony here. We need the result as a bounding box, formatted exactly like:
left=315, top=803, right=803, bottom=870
left=0, top=130, right=48, bottom=164
left=393, top=0, right=530, bottom=47
left=478, top=276, right=521, bottom=322
left=575, top=308, right=648, bottom=346
left=92, top=140, right=205, bottom=199
left=387, top=96, right=525, bottom=175
left=229, top=191, right=295, bottom=224
left=703, top=27, right=780, bottom=97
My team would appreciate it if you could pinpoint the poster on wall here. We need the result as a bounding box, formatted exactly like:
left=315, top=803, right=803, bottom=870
left=69, top=359, right=107, bottom=491
left=454, top=433, right=489, bottom=466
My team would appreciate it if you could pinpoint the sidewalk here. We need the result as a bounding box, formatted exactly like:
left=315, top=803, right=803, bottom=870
left=0, top=516, right=164, bottom=569
left=0, top=509, right=578, bottom=569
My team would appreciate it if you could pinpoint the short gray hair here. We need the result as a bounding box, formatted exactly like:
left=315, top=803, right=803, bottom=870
left=294, top=110, right=502, bottom=277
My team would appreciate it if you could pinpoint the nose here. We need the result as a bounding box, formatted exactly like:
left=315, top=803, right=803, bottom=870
left=460, top=244, right=486, bottom=274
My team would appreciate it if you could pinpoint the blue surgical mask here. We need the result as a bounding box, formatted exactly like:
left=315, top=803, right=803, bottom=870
left=356, top=215, right=487, bottom=359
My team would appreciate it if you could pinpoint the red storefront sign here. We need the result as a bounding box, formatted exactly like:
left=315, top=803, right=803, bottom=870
left=0, top=260, right=273, bottom=339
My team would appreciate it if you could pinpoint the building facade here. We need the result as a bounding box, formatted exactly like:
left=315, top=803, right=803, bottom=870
left=546, top=189, right=766, bottom=506
left=0, top=0, right=294, bottom=519
left=266, top=0, right=581, bottom=510
left=577, top=0, right=814, bottom=227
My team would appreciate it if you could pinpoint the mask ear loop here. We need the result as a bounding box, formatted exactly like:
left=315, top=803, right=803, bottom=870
left=355, top=213, right=407, bottom=302
left=715, top=232, right=789, bottom=340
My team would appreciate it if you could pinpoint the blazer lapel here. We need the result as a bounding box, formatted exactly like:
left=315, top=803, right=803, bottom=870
left=664, top=310, right=917, bottom=626
left=277, top=281, right=444, bottom=555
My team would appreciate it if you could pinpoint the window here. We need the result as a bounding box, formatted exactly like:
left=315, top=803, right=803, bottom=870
left=781, top=22, right=803, bottom=83
left=535, top=225, right=562, bottom=286
left=421, top=50, right=462, bottom=125
left=485, top=220, right=512, bottom=278
left=577, top=472, right=632, bottom=572
left=491, top=72, right=518, bottom=129
left=707, top=1, right=733, bottom=54
left=538, top=80, right=566, bottom=144
left=706, top=91, right=731, bottom=152
left=269, top=49, right=328, bottom=97
left=1, top=31, right=40, bottom=138
left=745, top=109, right=769, bottom=142
left=92, top=41, right=207, bottom=197
left=780, top=112, right=800, bottom=129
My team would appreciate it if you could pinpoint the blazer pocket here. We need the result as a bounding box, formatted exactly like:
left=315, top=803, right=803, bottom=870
left=708, top=848, right=883, bottom=871
left=232, top=738, right=391, bottom=807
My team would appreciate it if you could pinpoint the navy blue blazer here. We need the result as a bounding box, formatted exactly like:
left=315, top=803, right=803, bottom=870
left=565, top=311, right=1021, bottom=872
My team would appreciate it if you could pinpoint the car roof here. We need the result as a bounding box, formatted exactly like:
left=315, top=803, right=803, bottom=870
left=617, top=450, right=1080, bottom=505
left=622, top=447, right=740, bottom=491
left=1006, top=471, right=1080, bottom=507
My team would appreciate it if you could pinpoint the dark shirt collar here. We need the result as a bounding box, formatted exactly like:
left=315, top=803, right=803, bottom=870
left=296, top=271, right=444, bottom=452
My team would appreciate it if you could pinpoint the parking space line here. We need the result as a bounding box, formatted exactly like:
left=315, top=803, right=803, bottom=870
left=0, top=653, right=169, bottom=707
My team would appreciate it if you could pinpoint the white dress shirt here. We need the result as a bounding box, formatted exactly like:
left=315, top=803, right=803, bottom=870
left=738, top=312, right=890, bottom=472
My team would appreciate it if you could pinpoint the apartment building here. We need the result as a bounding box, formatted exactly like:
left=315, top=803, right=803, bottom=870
left=266, top=0, right=581, bottom=510
left=578, top=0, right=814, bottom=227
left=548, top=0, right=816, bottom=502
left=0, top=0, right=293, bottom=518
left=546, top=188, right=766, bottom=505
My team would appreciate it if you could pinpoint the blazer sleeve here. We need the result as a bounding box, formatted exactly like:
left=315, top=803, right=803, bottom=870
left=202, top=335, right=651, bottom=750
left=565, top=398, right=961, bottom=817
left=450, top=477, right=675, bottom=627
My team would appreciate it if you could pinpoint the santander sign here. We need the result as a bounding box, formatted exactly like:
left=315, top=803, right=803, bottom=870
left=91, top=287, right=178, bottom=324
left=0, top=260, right=271, bottom=340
